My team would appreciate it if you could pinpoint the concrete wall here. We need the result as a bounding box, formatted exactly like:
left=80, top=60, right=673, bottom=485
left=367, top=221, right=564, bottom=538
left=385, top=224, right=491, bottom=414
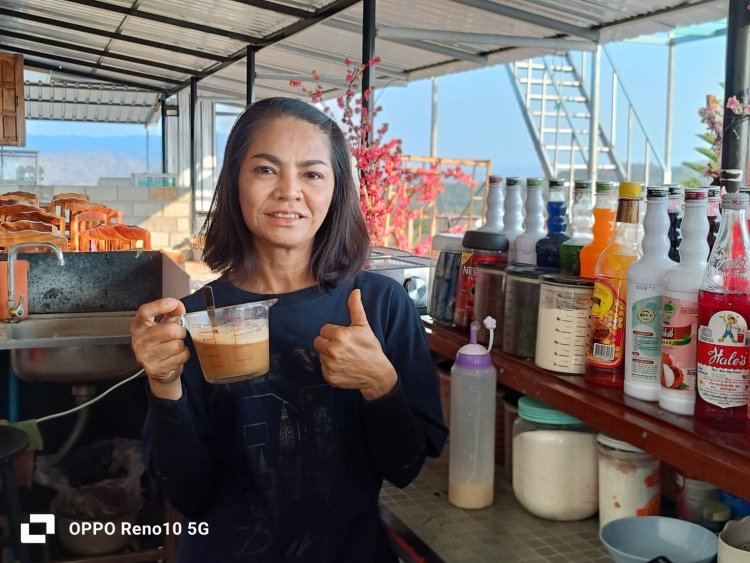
left=4, top=184, right=194, bottom=250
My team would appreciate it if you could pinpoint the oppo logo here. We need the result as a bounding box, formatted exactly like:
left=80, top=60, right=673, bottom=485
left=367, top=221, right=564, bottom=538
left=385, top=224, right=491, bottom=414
left=706, top=347, right=748, bottom=368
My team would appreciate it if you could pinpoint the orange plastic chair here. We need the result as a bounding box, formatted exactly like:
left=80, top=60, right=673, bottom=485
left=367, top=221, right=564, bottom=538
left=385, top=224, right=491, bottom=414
left=69, top=201, right=122, bottom=225
left=17, top=209, right=65, bottom=235
left=50, top=197, right=91, bottom=226
left=70, top=209, right=108, bottom=251
left=0, top=220, right=56, bottom=234
left=52, top=192, right=89, bottom=202
left=0, top=230, right=69, bottom=252
left=0, top=204, right=41, bottom=220
left=1, top=191, right=39, bottom=206
left=81, top=224, right=151, bottom=251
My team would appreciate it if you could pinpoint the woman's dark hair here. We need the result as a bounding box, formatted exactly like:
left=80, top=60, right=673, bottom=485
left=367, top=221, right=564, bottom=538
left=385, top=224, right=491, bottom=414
left=201, top=97, right=370, bottom=290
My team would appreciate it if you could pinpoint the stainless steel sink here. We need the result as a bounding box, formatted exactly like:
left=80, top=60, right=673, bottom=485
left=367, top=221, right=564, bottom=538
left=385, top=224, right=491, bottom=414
left=0, top=312, right=141, bottom=383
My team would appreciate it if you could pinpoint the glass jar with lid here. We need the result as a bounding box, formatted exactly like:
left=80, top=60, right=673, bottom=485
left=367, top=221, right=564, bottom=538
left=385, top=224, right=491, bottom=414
left=502, top=266, right=545, bottom=359
left=512, top=396, right=598, bottom=521
left=597, top=433, right=661, bottom=528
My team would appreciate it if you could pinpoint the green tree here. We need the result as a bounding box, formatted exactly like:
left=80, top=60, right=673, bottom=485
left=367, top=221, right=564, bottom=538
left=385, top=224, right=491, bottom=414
left=680, top=131, right=719, bottom=187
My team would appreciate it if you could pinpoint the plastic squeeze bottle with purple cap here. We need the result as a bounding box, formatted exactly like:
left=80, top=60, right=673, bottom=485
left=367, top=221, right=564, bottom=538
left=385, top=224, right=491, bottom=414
left=449, top=317, right=497, bottom=510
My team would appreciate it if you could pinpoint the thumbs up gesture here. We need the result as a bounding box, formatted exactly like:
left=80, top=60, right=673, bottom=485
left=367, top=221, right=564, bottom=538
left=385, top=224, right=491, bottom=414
left=314, top=289, right=398, bottom=401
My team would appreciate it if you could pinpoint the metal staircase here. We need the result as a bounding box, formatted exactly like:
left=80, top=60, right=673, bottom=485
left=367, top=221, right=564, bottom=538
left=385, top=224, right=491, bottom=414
left=508, top=48, right=665, bottom=186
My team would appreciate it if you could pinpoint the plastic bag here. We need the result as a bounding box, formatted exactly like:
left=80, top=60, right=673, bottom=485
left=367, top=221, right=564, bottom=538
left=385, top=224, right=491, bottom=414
left=35, top=438, right=144, bottom=520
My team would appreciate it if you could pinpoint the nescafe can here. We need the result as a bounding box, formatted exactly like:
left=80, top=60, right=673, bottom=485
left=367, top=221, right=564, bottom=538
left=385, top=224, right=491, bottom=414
left=453, top=230, right=509, bottom=327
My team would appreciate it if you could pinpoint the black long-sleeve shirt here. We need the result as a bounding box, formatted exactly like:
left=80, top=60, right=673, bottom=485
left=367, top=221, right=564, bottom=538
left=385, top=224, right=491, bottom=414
left=145, top=272, right=447, bottom=562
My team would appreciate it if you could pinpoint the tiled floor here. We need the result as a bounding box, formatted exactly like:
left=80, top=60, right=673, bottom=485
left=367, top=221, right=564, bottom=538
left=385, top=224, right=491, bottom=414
left=379, top=454, right=610, bottom=562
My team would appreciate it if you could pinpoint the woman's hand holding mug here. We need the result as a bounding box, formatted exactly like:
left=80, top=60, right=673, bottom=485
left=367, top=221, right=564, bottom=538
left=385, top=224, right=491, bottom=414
left=130, top=297, right=190, bottom=400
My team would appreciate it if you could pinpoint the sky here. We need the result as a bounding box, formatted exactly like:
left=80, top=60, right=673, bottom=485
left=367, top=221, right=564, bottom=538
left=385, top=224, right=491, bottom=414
left=23, top=25, right=728, bottom=180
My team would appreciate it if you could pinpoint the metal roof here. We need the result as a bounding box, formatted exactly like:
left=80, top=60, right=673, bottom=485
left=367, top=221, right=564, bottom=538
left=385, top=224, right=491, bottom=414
left=2, top=0, right=729, bottom=124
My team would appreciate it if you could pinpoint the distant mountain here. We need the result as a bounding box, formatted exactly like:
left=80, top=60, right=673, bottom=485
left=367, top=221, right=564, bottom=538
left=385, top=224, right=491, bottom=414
left=15, top=132, right=701, bottom=187
left=17, top=133, right=235, bottom=185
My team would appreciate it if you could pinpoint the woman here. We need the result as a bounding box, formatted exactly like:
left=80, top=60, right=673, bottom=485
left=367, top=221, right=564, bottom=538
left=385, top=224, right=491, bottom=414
left=130, top=97, right=447, bottom=562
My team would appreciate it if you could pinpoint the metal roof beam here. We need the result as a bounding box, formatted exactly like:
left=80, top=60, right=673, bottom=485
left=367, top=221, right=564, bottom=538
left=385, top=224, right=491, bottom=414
left=325, top=19, right=488, bottom=65
left=0, top=28, right=197, bottom=75
left=227, top=0, right=312, bottom=19
left=23, top=59, right=165, bottom=92
left=254, top=70, right=406, bottom=88
left=270, top=44, right=408, bottom=79
left=670, top=26, right=727, bottom=45
left=26, top=99, right=154, bottom=109
left=28, top=114, right=149, bottom=123
left=198, top=84, right=245, bottom=98
left=60, top=0, right=263, bottom=44
left=4, top=45, right=182, bottom=85
left=448, top=0, right=601, bottom=42
left=257, top=0, right=361, bottom=46
left=0, top=7, right=225, bottom=61
left=377, top=25, right=596, bottom=51
left=1, top=44, right=184, bottom=85
left=593, top=0, right=720, bottom=32
left=27, top=82, right=154, bottom=95
left=166, top=0, right=361, bottom=95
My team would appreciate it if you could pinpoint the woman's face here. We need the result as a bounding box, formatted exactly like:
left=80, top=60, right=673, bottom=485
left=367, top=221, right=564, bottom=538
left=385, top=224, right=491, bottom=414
left=238, top=116, right=335, bottom=256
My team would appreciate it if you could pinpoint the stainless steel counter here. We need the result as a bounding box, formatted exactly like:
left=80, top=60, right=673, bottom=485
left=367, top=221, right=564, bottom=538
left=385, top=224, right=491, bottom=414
left=379, top=454, right=609, bottom=562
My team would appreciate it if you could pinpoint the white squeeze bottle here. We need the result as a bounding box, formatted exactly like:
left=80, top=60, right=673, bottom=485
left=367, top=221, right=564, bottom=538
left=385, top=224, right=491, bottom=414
left=500, top=176, right=524, bottom=262
left=513, top=177, right=545, bottom=265
left=660, top=188, right=709, bottom=415
left=625, top=186, right=675, bottom=401
left=449, top=317, right=497, bottom=510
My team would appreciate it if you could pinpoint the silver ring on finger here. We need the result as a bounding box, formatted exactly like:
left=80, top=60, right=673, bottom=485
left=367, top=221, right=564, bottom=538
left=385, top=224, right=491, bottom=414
left=158, top=369, right=180, bottom=384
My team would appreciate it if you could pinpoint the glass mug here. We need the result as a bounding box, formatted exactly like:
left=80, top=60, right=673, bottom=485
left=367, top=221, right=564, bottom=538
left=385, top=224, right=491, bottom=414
left=170, top=299, right=277, bottom=384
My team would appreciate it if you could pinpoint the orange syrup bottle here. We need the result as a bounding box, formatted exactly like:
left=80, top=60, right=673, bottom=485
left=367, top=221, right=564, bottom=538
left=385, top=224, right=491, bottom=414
left=579, top=182, right=618, bottom=279
left=585, top=181, right=642, bottom=387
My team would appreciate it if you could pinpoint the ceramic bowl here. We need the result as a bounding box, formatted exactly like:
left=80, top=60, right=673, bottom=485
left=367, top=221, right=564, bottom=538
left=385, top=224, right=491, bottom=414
left=719, top=516, right=750, bottom=563
left=600, top=515, right=718, bottom=563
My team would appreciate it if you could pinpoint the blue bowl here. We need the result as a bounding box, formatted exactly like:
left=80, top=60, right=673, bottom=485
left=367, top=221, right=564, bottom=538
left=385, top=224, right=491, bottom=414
left=600, top=516, right=718, bottom=563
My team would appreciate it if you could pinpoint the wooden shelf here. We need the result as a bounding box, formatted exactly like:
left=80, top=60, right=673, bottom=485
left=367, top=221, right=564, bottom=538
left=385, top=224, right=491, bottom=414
left=423, top=316, right=750, bottom=500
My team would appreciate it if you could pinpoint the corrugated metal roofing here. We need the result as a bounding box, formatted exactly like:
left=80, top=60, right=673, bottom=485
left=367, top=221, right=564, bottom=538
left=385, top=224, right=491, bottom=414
left=24, top=82, right=160, bottom=123
left=0, top=0, right=729, bottom=124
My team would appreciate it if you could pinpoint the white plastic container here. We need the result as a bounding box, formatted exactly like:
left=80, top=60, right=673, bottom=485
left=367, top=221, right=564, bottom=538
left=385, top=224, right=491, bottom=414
left=597, top=433, right=661, bottom=529
left=676, top=474, right=720, bottom=523
left=625, top=186, right=676, bottom=401
left=512, top=396, right=598, bottom=521
left=535, top=274, right=594, bottom=374
left=660, top=188, right=709, bottom=415
left=449, top=318, right=497, bottom=509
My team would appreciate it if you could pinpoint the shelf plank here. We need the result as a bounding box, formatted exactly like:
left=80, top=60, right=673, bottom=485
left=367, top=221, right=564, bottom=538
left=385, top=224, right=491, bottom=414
left=423, top=316, right=750, bottom=500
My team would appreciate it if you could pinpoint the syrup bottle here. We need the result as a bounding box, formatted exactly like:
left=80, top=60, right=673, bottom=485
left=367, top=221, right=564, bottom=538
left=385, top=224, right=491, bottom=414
left=560, top=180, right=594, bottom=275
left=585, top=181, right=642, bottom=387
left=513, top=177, right=545, bottom=265
left=666, top=184, right=684, bottom=262
left=696, top=191, right=750, bottom=431
left=579, top=182, right=618, bottom=279
left=535, top=179, right=569, bottom=268
left=660, top=188, right=709, bottom=416
left=624, top=186, right=675, bottom=401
